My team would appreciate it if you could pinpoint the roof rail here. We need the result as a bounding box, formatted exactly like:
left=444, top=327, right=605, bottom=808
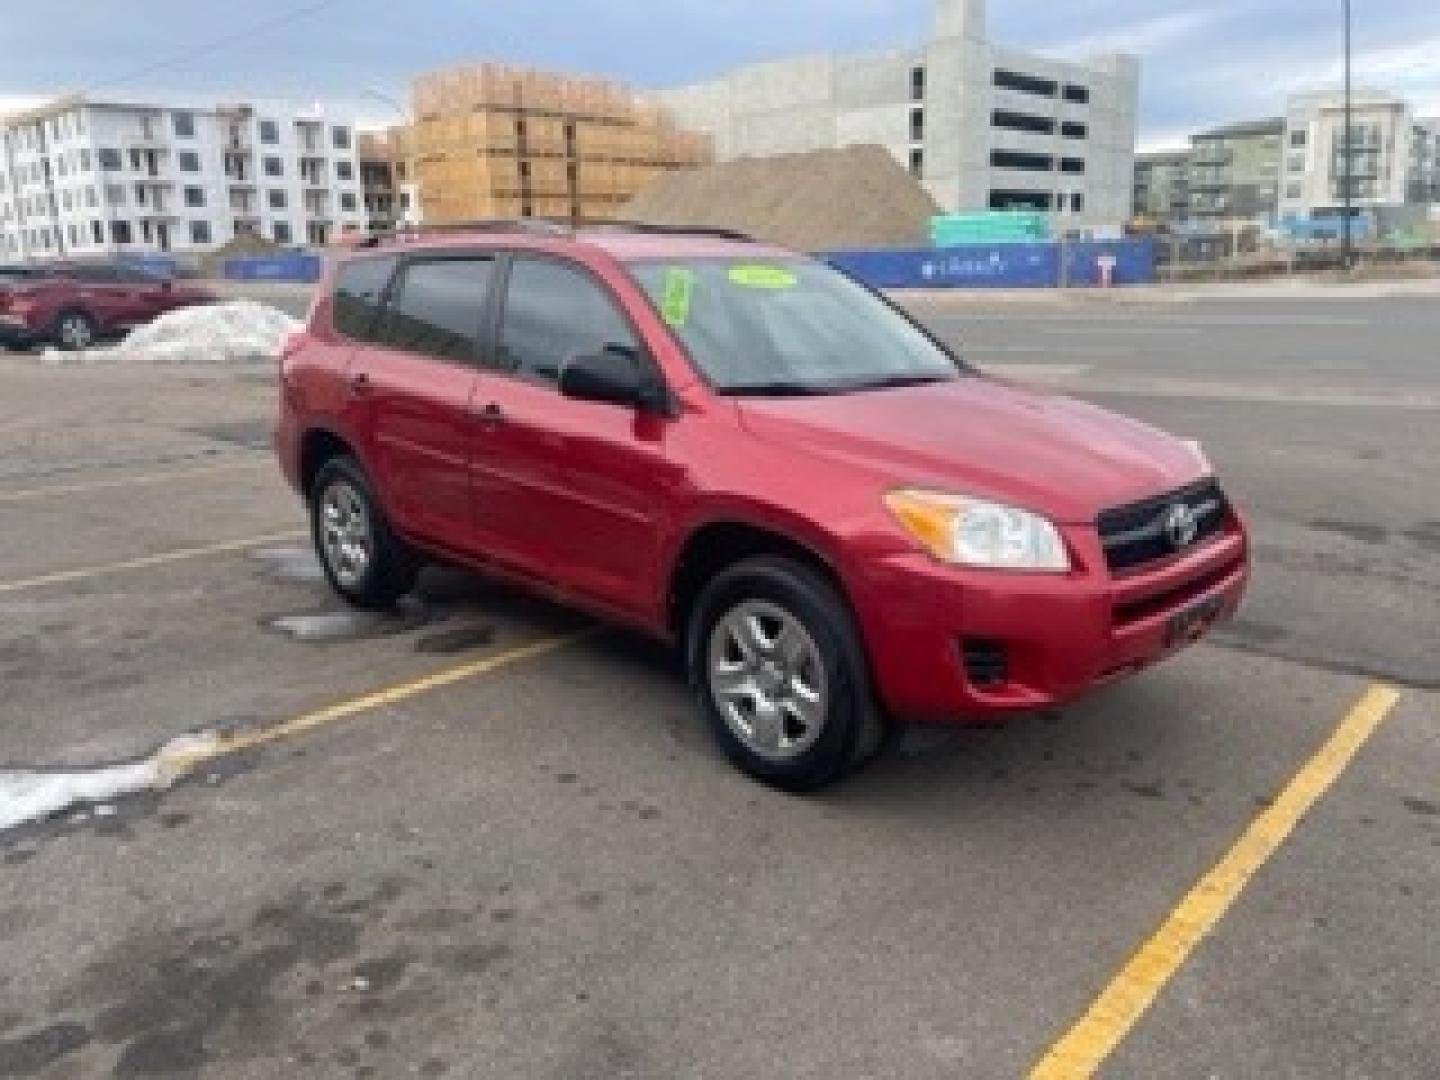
left=349, top=218, right=572, bottom=248
left=343, top=218, right=758, bottom=251
left=582, top=220, right=757, bottom=243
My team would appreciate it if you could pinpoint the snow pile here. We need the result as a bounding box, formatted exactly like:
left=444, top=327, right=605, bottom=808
left=0, top=731, right=221, bottom=832
left=42, top=300, right=300, bottom=366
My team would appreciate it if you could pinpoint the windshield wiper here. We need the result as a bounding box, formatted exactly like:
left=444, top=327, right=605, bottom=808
left=719, top=381, right=833, bottom=398
left=832, top=373, right=957, bottom=393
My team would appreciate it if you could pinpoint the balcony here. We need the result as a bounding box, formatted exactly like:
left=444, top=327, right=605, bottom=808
left=1191, top=146, right=1232, bottom=166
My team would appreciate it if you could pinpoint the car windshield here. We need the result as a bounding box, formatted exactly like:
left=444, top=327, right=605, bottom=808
left=628, top=256, right=961, bottom=396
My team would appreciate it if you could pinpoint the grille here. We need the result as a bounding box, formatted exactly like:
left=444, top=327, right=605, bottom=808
left=1097, top=479, right=1228, bottom=573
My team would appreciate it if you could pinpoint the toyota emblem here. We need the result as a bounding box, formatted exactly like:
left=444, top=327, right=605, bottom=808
left=1165, top=503, right=1200, bottom=549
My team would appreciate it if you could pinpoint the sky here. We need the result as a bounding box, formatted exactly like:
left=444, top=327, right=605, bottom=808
left=1, top=0, right=1438, bottom=149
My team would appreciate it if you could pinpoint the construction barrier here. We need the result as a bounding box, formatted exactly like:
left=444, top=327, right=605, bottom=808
left=221, top=253, right=324, bottom=283
left=117, top=254, right=181, bottom=279
left=824, top=238, right=1156, bottom=290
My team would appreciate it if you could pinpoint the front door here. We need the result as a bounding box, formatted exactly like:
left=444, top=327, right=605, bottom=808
left=347, top=254, right=498, bottom=555
left=475, top=254, right=670, bottom=617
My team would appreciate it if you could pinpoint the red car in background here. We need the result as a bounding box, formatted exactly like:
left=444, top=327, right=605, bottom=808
left=0, top=261, right=217, bottom=350
left=275, top=223, right=1250, bottom=791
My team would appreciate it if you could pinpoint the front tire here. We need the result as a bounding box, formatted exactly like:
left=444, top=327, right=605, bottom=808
left=310, top=456, right=419, bottom=610
left=53, top=309, right=97, bottom=351
left=689, top=556, right=885, bottom=792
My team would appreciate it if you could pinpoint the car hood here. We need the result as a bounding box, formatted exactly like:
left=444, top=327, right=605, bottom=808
left=736, top=376, right=1208, bottom=523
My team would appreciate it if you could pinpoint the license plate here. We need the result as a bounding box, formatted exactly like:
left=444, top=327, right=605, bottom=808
left=1165, top=595, right=1225, bottom=648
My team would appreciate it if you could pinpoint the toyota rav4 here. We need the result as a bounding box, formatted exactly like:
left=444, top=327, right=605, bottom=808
left=275, top=223, right=1249, bottom=791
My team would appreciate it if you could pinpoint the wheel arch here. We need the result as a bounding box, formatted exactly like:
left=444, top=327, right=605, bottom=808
left=298, top=426, right=356, bottom=502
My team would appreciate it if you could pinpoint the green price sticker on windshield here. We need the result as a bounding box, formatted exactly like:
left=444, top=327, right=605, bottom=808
left=661, top=266, right=696, bottom=327
left=728, top=264, right=798, bottom=290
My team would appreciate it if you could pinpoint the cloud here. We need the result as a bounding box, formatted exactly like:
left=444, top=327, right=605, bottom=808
left=1050, top=8, right=1227, bottom=59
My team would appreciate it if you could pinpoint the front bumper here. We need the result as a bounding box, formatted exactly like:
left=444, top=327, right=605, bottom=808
left=0, top=318, right=42, bottom=348
left=852, top=518, right=1249, bottom=723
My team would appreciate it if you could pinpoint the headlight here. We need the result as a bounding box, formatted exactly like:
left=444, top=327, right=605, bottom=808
left=884, top=489, right=1070, bottom=571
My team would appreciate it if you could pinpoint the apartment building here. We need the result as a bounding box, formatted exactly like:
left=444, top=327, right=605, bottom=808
left=0, top=96, right=366, bottom=261
left=1132, top=150, right=1191, bottom=226
left=1279, top=89, right=1416, bottom=219
left=358, top=128, right=422, bottom=232
left=1184, top=118, right=1283, bottom=225
left=1411, top=118, right=1440, bottom=205
left=653, top=0, right=1139, bottom=235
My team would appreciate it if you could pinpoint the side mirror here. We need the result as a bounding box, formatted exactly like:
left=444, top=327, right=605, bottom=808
left=559, top=345, right=667, bottom=411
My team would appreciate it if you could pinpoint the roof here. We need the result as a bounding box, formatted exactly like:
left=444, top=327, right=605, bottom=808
left=1192, top=117, right=1285, bottom=142
left=338, top=223, right=794, bottom=262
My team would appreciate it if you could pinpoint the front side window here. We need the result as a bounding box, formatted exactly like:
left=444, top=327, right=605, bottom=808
left=498, top=258, right=636, bottom=384
left=332, top=255, right=397, bottom=342
left=378, top=258, right=495, bottom=362
left=628, top=257, right=959, bottom=396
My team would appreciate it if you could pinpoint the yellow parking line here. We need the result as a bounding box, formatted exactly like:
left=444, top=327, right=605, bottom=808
left=158, top=628, right=595, bottom=774
left=0, top=529, right=306, bottom=595
left=1029, top=683, right=1404, bottom=1080
left=0, top=459, right=270, bottom=503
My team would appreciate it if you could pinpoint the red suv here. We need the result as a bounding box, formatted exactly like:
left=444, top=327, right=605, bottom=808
left=0, top=261, right=216, bottom=351
left=276, top=223, right=1248, bottom=790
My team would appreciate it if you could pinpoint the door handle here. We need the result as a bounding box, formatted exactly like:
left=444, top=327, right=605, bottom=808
left=348, top=371, right=371, bottom=396
left=474, top=401, right=505, bottom=426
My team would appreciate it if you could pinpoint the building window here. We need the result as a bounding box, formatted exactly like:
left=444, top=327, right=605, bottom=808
left=173, top=112, right=196, bottom=139
left=1288, top=154, right=1305, bottom=173
left=178, top=151, right=201, bottom=172
left=336, top=160, right=354, bottom=181
left=989, top=189, right=1053, bottom=210
left=1285, top=182, right=1302, bottom=200
left=340, top=192, right=358, bottom=212
left=190, top=220, right=211, bottom=244
left=129, top=149, right=143, bottom=170
left=1063, top=84, right=1090, bottom=105
left=993, top=69, right=1057, bottom=98
left=1290, top=129, right=1308, bottom=148
left=85, top=187, right=97, bottom=208
left=992, top=110, right=1054, bottom=135
left=264, top=156, right=284, bottom=177
left=91, top=220, right=103, bottom=244
left=106, top=184, right=126, bottom=207
left=1071, top=193, right=1084, bottom=212
left=134, top=183, right=148, bottom=206
left=79, top=149, right=91, bottom=172
left=910, top=108, right=925, bottom=143
left=98, top=148, right=123, bottom=171
left=268, top=189, right=287, bottom=210
left=259, top=120, right=280, bottom=144
left=273, top=220, right=291, bottom=244
left=909, top=148, right=924, bottom=178
left=1061, top=121, right=1088, bottom=140
left=332, top=125, right=352, bottom=151
left=184, top=186, right=206, bottom=208
left=110, top=219, right=132, bottom=244
left=1060, top=157, right=1086, bottom=174
left=991, top=150, right=1053, bottom=171
left=911, top=66, right=926, bottom=102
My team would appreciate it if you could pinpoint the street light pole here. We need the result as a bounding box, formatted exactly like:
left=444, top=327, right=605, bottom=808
left=1341, top=0, right=1353, bottom=271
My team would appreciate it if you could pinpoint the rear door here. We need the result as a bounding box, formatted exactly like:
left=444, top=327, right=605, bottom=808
left=475, top=253, right=673, bottom=616
left=348, top=253, right=498, bottom=556
left=66, top=264, right=136, bottom=330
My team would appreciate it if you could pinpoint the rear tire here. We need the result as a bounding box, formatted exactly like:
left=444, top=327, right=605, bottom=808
left=688, top=556, right=886, bottom=792
left=310, top=455, right=420, bottom=610
left=53, top=309, right=97, bottom=351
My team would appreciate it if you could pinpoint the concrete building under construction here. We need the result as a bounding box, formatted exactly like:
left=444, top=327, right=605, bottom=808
left=386, top=65, right=711, bottom=225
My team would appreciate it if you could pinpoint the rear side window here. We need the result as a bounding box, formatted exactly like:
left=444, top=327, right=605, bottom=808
left=376, top=257, right=494, bottom=362
left=498, top=258, right=635, bottom=383
left=332, top=256, right=397, bottom=342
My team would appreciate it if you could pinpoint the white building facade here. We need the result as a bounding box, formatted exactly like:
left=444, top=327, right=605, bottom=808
left=0, top=97, right=367, bottom=262
left=1280, top=89, right=1417, bottom=218
left=653, top=0, right=1138, bottom=236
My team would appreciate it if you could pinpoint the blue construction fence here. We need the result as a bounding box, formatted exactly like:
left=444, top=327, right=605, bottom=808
left=824, top=238, right=1157, bottom=290
left=221, top=252, right=324, bottom=283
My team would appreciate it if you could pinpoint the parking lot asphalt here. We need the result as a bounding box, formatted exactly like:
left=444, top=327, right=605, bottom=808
left=1, top=292, right=1436, bottom=1079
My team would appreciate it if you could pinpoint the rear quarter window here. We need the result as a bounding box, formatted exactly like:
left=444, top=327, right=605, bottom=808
left=332, top=256, right=398, bottom=342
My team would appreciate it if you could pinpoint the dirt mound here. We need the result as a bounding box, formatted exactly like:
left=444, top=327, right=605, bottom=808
left=622, top=145, right=938, bottom=252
